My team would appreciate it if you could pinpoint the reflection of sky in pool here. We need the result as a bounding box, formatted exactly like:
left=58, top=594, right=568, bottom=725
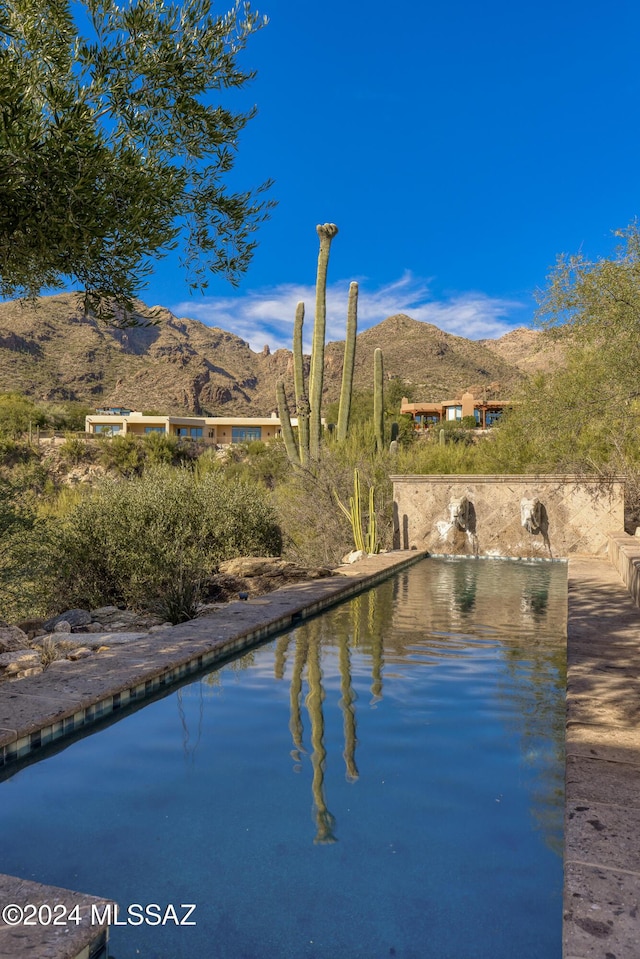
left=0, top=558, right=566, bottom=959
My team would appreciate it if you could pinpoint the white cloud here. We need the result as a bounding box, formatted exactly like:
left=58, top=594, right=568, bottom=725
left=170, top=272, right=528, bottom=353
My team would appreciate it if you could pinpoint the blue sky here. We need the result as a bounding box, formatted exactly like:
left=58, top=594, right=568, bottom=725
left=137, top=1, right=640, bottom=349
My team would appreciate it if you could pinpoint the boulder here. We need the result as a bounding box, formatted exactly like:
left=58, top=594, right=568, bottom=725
left=0, top=650, right=41, bottom=674
left=206, top=558, right=334, bottom=604
left=218, top=556, right=334, bottom=580
left=0, top=625, right=29, bottom=653
left=89, top=607, right=160, bottom=630
left=219, top=557, right=292, bottom=578
left=44, top=609, right=91, bottom=631
left=15, top=618, right=48, bottom=641
left=90, top=606, right=122, bottom=623
left=342, top=550, right=366, bottom=564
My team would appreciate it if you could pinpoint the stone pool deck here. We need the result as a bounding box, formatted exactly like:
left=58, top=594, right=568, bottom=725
left=565, top=552, right=640, bottom=959
left=1, top=547, right=639, bottom=958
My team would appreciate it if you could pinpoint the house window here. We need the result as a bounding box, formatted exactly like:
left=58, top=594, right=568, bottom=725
left=189, top=427, right=203, bottom=438
left=232, top=427, right=262, bottom=443
left=144, top=427, right=165, bottom=434
left=485, top=410, right=503, bottom=426
left=446, top=406, right=462, bottom=421
left=94, top=424, right=122, bottom=434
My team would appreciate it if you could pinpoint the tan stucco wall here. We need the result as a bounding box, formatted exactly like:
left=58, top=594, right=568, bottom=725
left=391, top=474, right=624, bottom=559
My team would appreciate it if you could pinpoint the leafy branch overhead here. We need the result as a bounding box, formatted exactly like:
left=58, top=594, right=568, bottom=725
left=0, top=0, right=274, bottom=316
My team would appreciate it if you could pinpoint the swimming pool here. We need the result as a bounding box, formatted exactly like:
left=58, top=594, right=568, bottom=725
left=0, top=557, right=567, bottom=959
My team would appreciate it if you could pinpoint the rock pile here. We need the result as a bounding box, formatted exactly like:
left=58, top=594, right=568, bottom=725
left=0, top=558, right=335, bottom=683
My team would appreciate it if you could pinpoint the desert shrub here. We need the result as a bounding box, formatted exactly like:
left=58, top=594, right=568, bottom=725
left=221, top=439, right=289, bottom=489
left=274, top=446, right=394, bottom=566
left=0, top=437, right=38, bottom=467
left=142, top=431, right=182, bottom=466
left=394, top=436, right=485, bottom=474
left=97, top=433, right=145, bottom=476
left=59, top=435, right=91, bottom=466
left=47, top=466, right=281, bottom=620
left=0, top=475, right=52, bottom=621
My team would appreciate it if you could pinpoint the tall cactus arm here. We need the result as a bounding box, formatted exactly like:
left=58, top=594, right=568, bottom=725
left=276, top=379, right=300, bottom=467
left=309, top=222, right=339, bottom=460
left=337, top=281, right=358, bottom=443
left=374, top=347, right=385, bottom=454
left=293, top=301, right=310, bottom=467
left=293, top=301, right=306, bottom=404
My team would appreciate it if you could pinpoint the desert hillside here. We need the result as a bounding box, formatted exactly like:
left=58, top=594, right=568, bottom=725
left=0, top=294, right=561, bottom=414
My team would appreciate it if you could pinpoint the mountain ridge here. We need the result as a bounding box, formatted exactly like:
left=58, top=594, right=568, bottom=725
left=0, top=294, right=560, bottom=414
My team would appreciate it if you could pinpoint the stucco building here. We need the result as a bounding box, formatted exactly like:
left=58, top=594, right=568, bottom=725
left=401, top=391, right=511, bottom=430
left=85, top=410, right=290, bottom=445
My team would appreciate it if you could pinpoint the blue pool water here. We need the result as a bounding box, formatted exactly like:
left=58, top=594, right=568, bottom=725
left=0, top=557, right=566, bottom=959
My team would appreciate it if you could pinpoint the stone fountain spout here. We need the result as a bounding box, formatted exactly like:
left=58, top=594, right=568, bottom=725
left=450, top=495, right=474, bottom=533
left=521, top=497, right=543, bottom=535
left=520, top=496, right=551, bottom=554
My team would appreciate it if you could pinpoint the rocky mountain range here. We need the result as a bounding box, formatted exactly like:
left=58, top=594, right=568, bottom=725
left=0, top=293, right=564, bottom=415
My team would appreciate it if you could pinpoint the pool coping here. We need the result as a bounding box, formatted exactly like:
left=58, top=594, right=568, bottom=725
left=1, top=546, right=639, bottom=959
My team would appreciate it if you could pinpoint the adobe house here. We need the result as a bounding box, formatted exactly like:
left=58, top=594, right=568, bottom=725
left=401, top=391, right=511, bottom=430
left=85, top=411, right=288, bottom=445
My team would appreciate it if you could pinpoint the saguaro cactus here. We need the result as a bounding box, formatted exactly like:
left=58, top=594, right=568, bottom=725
left=292, top=301, right=310, bottom=466
left=276, top=379, right=300, bottom=467
left=309, top=223, right=339, bottom=460
left=337, top=281, right=358, bottom=443
left=374, top=347, right=384, bottom=454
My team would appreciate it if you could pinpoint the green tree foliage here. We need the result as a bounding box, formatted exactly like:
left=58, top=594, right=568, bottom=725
left=0, top=391, right=46, bottom=437
left=484, top=222, right=640, bottom=487
left=0, top=0, right=272, bottom=315
left=48, top=465, right=282, bottom=619
left=0, top=474, right=51, bottom=620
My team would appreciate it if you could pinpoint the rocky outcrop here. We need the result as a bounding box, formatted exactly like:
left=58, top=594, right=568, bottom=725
left=208, top=557, right=334, bottom=602
left=0, top=625, right=29, bottom=653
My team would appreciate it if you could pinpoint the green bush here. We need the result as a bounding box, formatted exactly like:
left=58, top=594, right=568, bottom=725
left=97, top=433, right=145, bottom=476
left=48, top=466, right=282, bottom=621
left=142, top=431, right=183, bottom=467
left=59, top=435, right=91, bottom=466
left=0, top=476, right=52, bottom=621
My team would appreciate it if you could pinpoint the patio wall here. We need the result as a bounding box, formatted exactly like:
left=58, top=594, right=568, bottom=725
left=391, top=474, right=624, bottom=558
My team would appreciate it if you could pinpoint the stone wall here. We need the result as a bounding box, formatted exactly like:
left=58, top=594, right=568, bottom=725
left=390, top=474, right=624, bottom=559
left=608, top=532, right=640, bottom=605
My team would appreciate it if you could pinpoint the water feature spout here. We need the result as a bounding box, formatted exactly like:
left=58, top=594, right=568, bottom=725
left=520, top=497, right=551, bottom=554
left=435, top=495, right=478, bottom=555
left=450, top=495, right=473, bottom=532
left=520, top=497, right=544, bottom=535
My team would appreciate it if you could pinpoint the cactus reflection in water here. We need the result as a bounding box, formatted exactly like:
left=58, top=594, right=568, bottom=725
left=289, top=631, right=308, bottom=767
left=281, top=595, right=374, bottom=841
left=305, top=627, right=337, bottom=844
